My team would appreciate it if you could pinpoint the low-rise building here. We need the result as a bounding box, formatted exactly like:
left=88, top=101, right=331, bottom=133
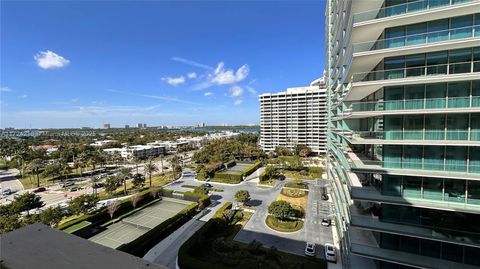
left=103, top=145, right=166, bottom=160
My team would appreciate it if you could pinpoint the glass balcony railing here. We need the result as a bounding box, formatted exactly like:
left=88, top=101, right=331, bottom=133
left=353, top=0, right=473, bottom=23
left=347, top=130, right=480, bottom=141
left=347, top=96, right=480, bottom=112
left=352, top=61, right=480, bottom=82
left=350, top=159, right=480, bottom=176
left=354, top=25, right=479, bottom=53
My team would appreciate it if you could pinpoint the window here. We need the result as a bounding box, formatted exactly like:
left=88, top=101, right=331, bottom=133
left=427, top=19, right=449, bottom=42
left=403, top=176, right=422, bottom=197
left=423, top=146, right=444, bottom=170
left=446, top=114, right=468, bottom=140
left=422, top=177, right=443, bottom=200
left=467, top=181, right=480, bottom=205
left=425, top=83, right=447, bottom=108
left=386, top=26, right=405, bottom=48
left=425, top=114, right=445, bottom=140
left=449, top=48, right=472, bottom=74
left=383, top=145, right=402, bottom=168
left=447, top=81, right=470, bottom=108
left=384, top=116, right=403, bottom=139
left=404, top=116, right=423, bottom=140
left=405, top=85, right=424, bottom=109
left=444, top=178, right=466, bottom=202
left=426, top=51, right=448, bottom=75
left=406, top=23, right=427, bottom=45
left=406, top=54, right=425, bottom=77
left=450, top=15, right=473, bottom=39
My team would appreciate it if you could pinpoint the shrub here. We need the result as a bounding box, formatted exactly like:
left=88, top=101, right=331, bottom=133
left=242, top=161, right=262, bottom=177
left=268, top=200, right=296, bottom=220
left=265, top=215, right=303, bottom=232
left=184, top=191, right=211, bottom=209
left=280, top=188, right=308, bottom=198
left=212, top=173, right=242, bottom=184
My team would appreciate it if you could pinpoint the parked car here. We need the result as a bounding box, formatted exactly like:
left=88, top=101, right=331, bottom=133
left=321, top=193, right=329, bottom=200
left=69, top=187, right=79, bottom=192
left=61, top=182, right=74, bottom=188
left=202, top=183, right=213, bottom=188
left=321, top=218, right=331, bottom=227
left=325, top=244, right=337, bottom=262
left=33, top=187, right=46, bottom=193
left=2, top=188, right=12, bottom=195
left=277, top=175, right=286, bottom=181
left=304, top=242, right=316, bottom=257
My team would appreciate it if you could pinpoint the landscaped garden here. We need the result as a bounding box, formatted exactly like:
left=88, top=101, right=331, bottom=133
left=178, top=202, right=326, bottom=269
left=266, top=200, right=305, bottom=233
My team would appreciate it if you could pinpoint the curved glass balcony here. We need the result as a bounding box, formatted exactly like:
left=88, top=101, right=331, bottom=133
left=347, top=96, right=480, bottom=112
left=353, top=0, right=473, bottom=23
left=353, top=60, right=480, bottom=82
left=346, top=130, right=480, bottom=141
left=349, top=159, right=480, bottom=175
left=354, top=25, right=479, bottom=53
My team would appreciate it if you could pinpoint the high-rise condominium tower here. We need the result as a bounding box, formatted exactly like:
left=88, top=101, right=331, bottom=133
left=259, top=77, right=328, bottom=154
left=325, top=0, right=480, bottom=268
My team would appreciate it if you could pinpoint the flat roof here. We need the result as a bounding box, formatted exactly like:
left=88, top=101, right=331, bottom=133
left=0, top=223, right=166, bottom=269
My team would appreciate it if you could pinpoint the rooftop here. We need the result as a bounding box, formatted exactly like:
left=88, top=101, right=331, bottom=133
left=0, top=223, right=166, bottom=269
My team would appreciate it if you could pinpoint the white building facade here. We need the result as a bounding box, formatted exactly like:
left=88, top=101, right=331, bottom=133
left=259, top=79, right=328, bottom=154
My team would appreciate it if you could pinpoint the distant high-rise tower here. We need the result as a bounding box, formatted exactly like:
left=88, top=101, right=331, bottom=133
left=125, top=125, right=130, bottom=129
left=103, top=123, right=111, bottom=129
left=326, top=1, right=480, bottom=268
left=259, top=77, right=328, bottom=154
left=137, top=123, right=143, bottom=128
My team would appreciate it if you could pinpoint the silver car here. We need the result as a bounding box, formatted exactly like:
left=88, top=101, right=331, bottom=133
left=305, top=242, right=316, bottom=257
left=325, top=243, right=337, bottom=262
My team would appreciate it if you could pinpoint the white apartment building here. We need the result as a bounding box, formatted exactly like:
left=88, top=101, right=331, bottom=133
left=259, top=78, right=328, bottom=154
left=103, top=145, right=166, bottom=160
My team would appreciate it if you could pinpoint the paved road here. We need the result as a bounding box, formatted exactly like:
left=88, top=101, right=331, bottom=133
left=143, top=212, right=208, bottom=268
left=0, top=169, right=23, bottom=203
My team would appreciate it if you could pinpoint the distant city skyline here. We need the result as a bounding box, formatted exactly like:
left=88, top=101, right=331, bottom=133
left=1, top=1, right=325, bottom=128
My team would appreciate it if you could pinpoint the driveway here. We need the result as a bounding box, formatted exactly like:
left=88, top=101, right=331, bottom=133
left=234, top=179, right=334, bottom=258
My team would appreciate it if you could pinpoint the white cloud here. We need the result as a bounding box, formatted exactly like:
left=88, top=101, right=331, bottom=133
left=211, top=62, right=249, bottom=85
left=234, top=100, right=243, bottom=106
left=0, top=86, right=12, bottom=92
left=34, top=50, right=70, bottom=69
left=245, top=85, right=257, bottom=96
left=161, top=76, right=185, bottom=86
left=187, top=72, right=197, bottom=79
left=230, top=86, right=243, bottom=97
left=18, top=94, right=28, bottom=98
left=171, top=57, right=213, bottom=70
left=204, top=92, right=214, bottom=96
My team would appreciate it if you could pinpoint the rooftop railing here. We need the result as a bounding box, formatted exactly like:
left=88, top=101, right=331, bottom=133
left=350, top=159, right=480, bottom=175
left=354, top=25, right=479, bottom=53
left=353, top=0, right=473, bottom=23
left=352, top=60, right=480, bottom=82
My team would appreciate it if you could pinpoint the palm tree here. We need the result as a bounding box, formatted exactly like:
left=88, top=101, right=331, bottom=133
left=112, top=152, right=123, bottom=168
left=144, top=159, right=158, bottom=187
left=118, top=167, right=131, bottom=195
left=75, top=153, right=88, bottom=176
left=28, top=159, right=44, bottom=187
left=169, top=155, right=183, bottom=179
left=91, top=176, right=101, bottom=197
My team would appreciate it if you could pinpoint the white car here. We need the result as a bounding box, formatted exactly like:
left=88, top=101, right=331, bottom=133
left=305, top=242, right=316, bottom=257
left=325, top=244, right=337, bottom=263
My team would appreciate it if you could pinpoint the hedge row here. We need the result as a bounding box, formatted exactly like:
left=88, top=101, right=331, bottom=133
left=178, top=202, right=232, bottom=269
left=212, top=173, right=243, bottom=184
left=242, top=161, right=262, bottom=177
left=117, top=202, right=199, bottom=256
left=183, top=191, right=211, bottom=209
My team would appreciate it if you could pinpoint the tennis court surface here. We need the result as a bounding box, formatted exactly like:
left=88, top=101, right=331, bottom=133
left=89, top=197, right=193, bottom=249
left=223, top=162, right=253, bottom=174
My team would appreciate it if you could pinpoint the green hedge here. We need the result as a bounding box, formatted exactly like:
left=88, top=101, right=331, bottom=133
left=308, top=167, right=323, bottom=173
left=242, top=161, right=262, bottom=177
left=184, top=191, right=211, bottom=209
left=178, top=202, right=232, bottom=269
left=212, top=173, right=243, bottom=184
left=117, top=202, right=198, bottom=256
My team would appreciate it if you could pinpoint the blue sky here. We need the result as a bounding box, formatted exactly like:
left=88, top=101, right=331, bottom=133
left=1, top=1, right=325, bottom=129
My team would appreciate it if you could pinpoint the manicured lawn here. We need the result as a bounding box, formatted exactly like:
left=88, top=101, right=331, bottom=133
left=282, top=170, right=321, bottom=180
left=265, top=215, right=304, bottom=233
left=276, top=190, right=308, bottom=216
left=280, top=188, right=308, bottom=198
left=63, top=220, right=91, bottom=233
left=284, top=180, right=309, bottom=189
